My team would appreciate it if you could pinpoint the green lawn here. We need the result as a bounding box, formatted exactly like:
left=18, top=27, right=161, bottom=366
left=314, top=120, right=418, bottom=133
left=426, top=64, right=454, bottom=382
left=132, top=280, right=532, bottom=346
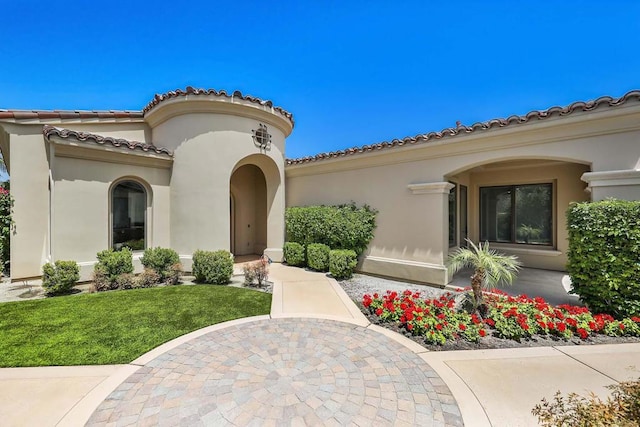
left=0, top=285, right=271, bottom=367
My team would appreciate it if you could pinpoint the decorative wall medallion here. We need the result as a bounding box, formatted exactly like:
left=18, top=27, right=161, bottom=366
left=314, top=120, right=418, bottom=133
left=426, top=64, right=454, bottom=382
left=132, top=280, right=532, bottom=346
left=252, top=123, right=272, bottom=150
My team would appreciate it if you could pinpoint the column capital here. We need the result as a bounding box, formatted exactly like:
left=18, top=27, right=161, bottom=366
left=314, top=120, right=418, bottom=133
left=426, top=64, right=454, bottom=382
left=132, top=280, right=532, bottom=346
left=407, top=181, right=455, bottom=195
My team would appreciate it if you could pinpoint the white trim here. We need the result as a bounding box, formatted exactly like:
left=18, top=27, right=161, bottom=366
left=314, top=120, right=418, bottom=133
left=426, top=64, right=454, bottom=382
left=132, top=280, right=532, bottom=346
left=581, top=169, right=640, bottom=188
left=407, top=181, right=455, bottom=195
left=363, top=255, right=447, bottom=271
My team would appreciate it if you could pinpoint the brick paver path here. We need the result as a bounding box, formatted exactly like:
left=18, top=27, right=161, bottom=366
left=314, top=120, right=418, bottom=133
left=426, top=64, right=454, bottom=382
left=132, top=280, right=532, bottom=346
left=87, top=318, right=462, bottom=426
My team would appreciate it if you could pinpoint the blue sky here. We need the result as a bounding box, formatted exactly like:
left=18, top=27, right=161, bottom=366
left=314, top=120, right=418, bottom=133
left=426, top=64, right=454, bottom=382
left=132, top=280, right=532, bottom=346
left=1, top=1, right=638, bottom=160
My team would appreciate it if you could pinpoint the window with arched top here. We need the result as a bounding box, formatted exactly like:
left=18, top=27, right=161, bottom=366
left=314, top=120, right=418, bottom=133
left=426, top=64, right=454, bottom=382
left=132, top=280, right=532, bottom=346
left=112, top=180, right=146, bottom=251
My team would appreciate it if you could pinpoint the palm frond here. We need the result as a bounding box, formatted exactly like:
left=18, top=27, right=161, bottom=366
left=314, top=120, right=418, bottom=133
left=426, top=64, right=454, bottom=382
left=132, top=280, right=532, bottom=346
left=447, top=239, right=521, bottom=289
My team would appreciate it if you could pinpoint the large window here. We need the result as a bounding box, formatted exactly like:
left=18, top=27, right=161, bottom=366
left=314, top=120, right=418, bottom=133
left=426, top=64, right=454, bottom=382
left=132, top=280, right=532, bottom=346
left=480, top=183, right=552, bottom=245
left=112, top=181, right=146, bottom=251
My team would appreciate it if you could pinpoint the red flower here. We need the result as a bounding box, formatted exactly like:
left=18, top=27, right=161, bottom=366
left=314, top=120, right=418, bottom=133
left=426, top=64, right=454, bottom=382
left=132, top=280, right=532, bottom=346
left=479, top=329, right=486, bottom=337
left=619, top=323, right=625, bottom=330
left=577, top=328, right=588, bottom=339
left=407, top=323, right=414, bottom=331
left=436, top=324, right=443, bottom=331
left=485, top=318, right=495, bottom=327
left=459, top=323, right=466, bottom=331
left=557, top=322, right=566, bottom=332
left=375, top=308, right=383, bottom=316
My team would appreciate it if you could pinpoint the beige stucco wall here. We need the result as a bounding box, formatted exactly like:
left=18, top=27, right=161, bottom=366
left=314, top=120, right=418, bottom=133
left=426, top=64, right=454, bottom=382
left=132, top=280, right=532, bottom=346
left=286, top=107, right=640, bottom=285
left=150, top=104, right=288, bottom=269
left=51, top=154, right=171, bottom=279
left=0, top=93, right=292, bottom=280
left=1, top=125, right=50, bottom=279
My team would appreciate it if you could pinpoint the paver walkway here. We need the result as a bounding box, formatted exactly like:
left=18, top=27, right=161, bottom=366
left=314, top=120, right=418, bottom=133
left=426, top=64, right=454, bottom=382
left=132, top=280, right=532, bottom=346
left=86, top=318, right=462, bottom=426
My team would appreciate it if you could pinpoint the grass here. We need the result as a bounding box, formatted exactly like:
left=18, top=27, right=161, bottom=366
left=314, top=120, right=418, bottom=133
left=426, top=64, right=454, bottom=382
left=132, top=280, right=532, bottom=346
left=0, top=285, right=271, bottom=367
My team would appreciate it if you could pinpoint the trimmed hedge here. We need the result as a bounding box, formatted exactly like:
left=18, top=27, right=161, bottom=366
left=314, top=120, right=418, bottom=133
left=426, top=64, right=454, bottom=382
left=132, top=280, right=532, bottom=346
left=192, top=250, right=234, bottom=285
left=95, top=248, right=134, bottom=283
left=567, top=199, right=640, bottom=318
left=307, top=243, right=330, bottom=271
left=285, top=203, right=377, bottom=256
left=283, top=242, right=305, bottom=266
left=329, top=249, right=357, bottom=279
left=42, top=261, right=80, bottom=295
left=141, top=247, right=182, bottom=284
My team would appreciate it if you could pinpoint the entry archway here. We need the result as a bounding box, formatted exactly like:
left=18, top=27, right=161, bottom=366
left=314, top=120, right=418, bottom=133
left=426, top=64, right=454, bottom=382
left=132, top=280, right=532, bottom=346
left=229, top=164, right=267, bottom=256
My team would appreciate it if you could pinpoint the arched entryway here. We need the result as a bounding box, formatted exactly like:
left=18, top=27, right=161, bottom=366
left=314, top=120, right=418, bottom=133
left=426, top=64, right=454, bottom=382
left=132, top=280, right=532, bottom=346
left=229, top=164, right=267, bottom=256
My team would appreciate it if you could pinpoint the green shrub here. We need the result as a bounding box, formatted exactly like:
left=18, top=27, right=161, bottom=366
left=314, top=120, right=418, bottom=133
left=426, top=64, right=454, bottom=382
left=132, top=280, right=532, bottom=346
left=0, top=182, right=13, bottom=273
left=141, top=247, right=181, bottom=281
left=567, top=200, right=640, bottom=318
left=192, top=250, right=234, bottom=285
left=329, top=249, right=357, bottom=279
left=165, top=263, right=183, bottom=286
left=42, top=260, right=80, bottom=295
left=93, top=248, right=134, bottom=291
left=532, top=378, right=640, bottom=426
left=307, top=243, right=330, bottom=271
left=96, top=248, right=134, bottom=282
left=285, top=203, right=377, bottom=256
left=283, top=242, right=305, bottom=266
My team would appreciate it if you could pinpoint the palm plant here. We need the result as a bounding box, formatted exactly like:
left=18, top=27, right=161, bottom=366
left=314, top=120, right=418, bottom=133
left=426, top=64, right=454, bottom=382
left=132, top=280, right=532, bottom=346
left=447, top=240, right=521, bottom=316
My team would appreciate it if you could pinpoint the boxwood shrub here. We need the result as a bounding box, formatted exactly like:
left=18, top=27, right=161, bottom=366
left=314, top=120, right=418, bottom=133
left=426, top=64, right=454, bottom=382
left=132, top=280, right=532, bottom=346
left=307, top=243, right=330, bottom=271
left=283, top=242, right=305, bottom=266
left=141, top=247, right=182, bottom=284
left=94, top=248, right=133, bottom=291
left=285, top=203, right=377, bottom=256
left=329, top=249, right=358, bottom=280
left=192, top=250, right=234, bottom=285
left=42, top=260, right=80, bottom=295
left=567, top=199, right=640, bottom=318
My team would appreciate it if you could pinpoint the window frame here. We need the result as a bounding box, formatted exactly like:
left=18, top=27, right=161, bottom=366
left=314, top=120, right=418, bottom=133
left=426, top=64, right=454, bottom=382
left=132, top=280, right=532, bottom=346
left=110, top=179, right=149, bottom=252
left=479, top=182, right=554, bottom=247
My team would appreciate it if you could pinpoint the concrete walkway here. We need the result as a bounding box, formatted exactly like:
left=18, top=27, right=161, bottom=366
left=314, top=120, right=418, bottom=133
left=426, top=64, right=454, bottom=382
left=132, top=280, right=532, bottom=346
left=1, top=264, right=639, bottom=426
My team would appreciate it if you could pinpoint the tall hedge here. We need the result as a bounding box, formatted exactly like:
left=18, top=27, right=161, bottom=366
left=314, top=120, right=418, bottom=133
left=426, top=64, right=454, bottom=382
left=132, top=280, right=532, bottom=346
left=567, top=199, right=640, bottom=318
left=285, top=203, right=377, bottom=256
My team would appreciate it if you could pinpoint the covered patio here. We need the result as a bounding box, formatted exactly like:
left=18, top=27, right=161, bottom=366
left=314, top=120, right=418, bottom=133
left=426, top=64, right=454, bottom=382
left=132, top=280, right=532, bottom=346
left=449, top=267, right=582, bottom=306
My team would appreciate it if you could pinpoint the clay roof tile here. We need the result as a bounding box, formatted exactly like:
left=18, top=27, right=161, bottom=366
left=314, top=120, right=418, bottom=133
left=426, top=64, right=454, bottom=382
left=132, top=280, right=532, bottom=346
left=42, top=125, right=173, bottom=157
left=286, top=89, right=640, bottom=165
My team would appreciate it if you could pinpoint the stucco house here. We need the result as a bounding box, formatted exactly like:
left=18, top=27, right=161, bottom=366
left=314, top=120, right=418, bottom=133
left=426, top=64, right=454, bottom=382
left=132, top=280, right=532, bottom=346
left=0, top=87, right=639, bottom=285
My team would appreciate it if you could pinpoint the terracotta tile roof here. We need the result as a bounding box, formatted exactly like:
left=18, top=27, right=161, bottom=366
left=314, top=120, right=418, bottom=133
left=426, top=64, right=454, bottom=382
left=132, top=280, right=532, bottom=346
left=142, top=86, right=295, bottom=127
left=286, top=89, right=640, bottom=165
left=0, top=110, right=143, bottom=120
left=42, top=125, right=173, bottom=157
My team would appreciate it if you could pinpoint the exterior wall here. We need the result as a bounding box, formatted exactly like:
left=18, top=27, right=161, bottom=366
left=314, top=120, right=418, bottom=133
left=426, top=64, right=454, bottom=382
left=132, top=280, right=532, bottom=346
left=51, top=155, right=171, bottom=280
left=286, top=108, right=640, bottom=285
left=2, top=125, right=50, bottom=279
left=152, top=111, right=287, bottom=269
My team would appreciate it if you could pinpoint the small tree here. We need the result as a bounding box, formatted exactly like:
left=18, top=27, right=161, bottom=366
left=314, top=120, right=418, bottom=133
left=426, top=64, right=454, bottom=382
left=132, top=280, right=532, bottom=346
left=447, top=240, right=521, bottom=316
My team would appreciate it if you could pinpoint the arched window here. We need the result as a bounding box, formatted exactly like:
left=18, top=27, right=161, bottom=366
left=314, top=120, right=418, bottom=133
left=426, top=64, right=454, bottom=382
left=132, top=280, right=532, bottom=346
left=112, top=181, right=146, bottom=251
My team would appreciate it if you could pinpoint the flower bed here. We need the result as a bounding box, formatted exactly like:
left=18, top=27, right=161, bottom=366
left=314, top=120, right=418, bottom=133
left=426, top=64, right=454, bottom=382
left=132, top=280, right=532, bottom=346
left=363, top=289, right=640, bottom=346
